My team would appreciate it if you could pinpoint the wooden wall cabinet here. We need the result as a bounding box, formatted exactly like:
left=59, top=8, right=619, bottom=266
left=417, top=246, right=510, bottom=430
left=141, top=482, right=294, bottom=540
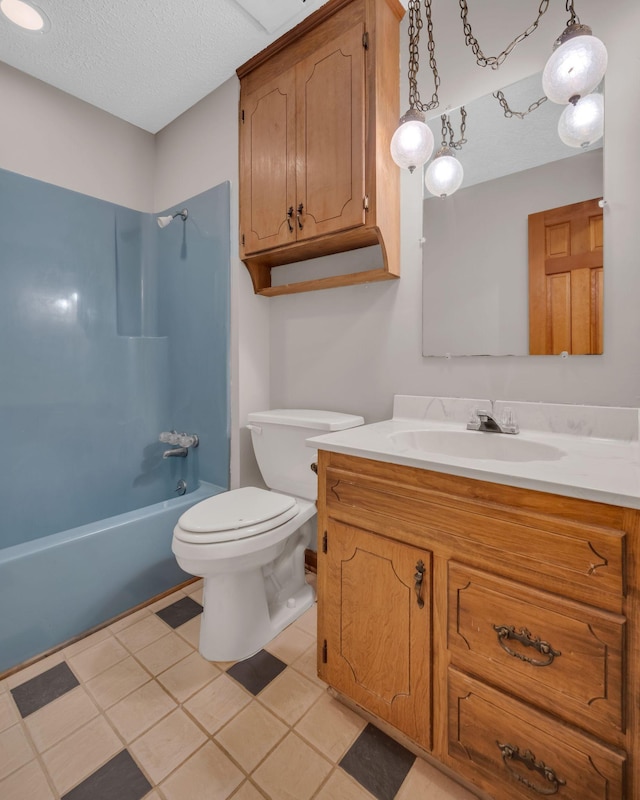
left=316, top=451, right=640, bottom=800
left=237, top=0, right=403, bottom=296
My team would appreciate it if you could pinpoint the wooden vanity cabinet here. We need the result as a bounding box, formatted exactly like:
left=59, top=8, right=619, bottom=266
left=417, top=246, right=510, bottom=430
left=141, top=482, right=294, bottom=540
left=237, top=0, right=403, bottom=296
left=316, top=450, right=640, bottom=800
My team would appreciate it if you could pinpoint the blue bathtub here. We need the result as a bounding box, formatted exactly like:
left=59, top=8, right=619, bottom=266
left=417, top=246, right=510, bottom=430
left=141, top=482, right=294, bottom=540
left=0, top=481, right=221, bottom=674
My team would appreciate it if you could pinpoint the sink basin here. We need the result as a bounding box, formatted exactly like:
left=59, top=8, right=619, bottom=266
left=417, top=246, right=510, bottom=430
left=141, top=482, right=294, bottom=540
left=390, top=430, right=565, bottom=463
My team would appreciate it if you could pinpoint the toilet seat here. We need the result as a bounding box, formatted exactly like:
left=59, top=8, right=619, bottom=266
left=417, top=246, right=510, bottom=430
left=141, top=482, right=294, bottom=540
left=174, top=486, right=299, bottom=544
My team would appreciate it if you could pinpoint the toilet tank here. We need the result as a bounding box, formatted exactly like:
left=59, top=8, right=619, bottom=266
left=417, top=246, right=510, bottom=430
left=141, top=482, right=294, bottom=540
left=247, top=409, right=364, bottom=501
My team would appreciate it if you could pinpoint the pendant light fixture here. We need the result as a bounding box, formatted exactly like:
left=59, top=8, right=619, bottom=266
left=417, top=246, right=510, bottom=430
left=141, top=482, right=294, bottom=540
left=557, top=92, right=604, bottom=148
left=542, top=2, right=607, bottom=105
left=425, top=109, right=466, bottom=199
left=390, top=0, right=439, bottom=173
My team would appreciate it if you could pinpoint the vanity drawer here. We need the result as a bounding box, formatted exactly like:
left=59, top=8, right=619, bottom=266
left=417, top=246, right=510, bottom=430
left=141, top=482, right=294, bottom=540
left=447, top=562, right=625, bottom=739
left=324, top=460, right=627, bottom=609
left=448, top=668, right=626, bottom=800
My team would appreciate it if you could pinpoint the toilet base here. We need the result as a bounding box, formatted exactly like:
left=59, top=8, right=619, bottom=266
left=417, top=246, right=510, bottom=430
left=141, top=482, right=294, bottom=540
left=199, top=567, right=315, bottom=662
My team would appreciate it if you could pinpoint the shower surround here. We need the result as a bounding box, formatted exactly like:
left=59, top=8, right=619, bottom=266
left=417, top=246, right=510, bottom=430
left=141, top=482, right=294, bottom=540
left=0, top=170, right=230, bottom=673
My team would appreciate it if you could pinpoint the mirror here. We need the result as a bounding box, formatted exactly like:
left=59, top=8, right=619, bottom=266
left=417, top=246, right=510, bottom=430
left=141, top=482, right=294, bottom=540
left=421, top=72, right=604, bottom=357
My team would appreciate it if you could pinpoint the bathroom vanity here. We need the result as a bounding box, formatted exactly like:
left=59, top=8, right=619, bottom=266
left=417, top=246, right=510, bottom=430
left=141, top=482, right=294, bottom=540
left=311, top=397, right=640, bottom=800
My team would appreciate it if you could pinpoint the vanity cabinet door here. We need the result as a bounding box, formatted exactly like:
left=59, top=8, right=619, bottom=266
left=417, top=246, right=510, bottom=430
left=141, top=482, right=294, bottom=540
left=319, top=520, right=432, bottom=750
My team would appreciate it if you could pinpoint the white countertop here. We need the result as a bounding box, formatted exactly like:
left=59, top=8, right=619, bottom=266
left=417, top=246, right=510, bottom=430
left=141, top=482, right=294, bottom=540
left=306, top=396, right=640, bottom=510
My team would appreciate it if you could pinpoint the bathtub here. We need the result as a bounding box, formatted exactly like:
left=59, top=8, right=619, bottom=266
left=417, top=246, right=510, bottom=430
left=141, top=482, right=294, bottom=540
left=0, top=481, right=221, bottom=674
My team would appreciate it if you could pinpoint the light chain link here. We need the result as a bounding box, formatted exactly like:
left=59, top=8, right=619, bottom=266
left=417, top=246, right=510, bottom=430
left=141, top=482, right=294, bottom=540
left=493, top=90, right=548, bottom=119
left=459, top=0, right=551, bottom=69
left=440, top=106, right=467, bottom=149
left=407, top=0, right=440, bottom=113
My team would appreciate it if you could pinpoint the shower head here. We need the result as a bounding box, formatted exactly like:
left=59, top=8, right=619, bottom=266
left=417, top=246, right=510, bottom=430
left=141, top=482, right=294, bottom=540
left=157, top=208, right=188, bottom=228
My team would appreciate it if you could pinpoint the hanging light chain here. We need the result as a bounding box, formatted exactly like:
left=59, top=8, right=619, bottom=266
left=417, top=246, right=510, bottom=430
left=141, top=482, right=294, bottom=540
left=459, top=0, right=550, bottom=69
left=493, top=90, right=548, bottom=119
left=407, top=0, right=440, bottom=113
left=440, top=106, right=467, bottom=149
left=565, top=0, right=579, bottom=26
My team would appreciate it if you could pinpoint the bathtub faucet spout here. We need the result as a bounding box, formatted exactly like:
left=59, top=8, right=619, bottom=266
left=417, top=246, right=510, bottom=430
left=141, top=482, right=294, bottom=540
left=163, top=447, right=188, bottom=458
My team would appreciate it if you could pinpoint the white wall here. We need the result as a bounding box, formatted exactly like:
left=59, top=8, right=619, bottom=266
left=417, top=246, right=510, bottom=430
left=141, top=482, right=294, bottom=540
left=269, top=1, right=640, bottom=422
left=0, top=62, right=154, bottom=210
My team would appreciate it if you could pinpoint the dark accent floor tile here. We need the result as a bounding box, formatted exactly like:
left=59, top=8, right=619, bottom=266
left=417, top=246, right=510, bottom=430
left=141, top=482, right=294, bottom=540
left=339, top=723, right=416, bottom=800
left=227, top=649, right=287, bottom=695
left=11, top=661, right=80, bottom=718
left=155, top=595, right=202, bottom=629
left=61, top=750, right=151, bottom=800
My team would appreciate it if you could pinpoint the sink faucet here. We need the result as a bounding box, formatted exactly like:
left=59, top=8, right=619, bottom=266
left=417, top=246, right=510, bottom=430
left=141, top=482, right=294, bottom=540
left=467, top=408, right=519, bottom=435
left=163, top=447, right=188, bottom=458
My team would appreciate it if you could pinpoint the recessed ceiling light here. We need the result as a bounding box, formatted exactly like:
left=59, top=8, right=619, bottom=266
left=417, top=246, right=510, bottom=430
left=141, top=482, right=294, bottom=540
left=0, top=0, right=50, bottom=33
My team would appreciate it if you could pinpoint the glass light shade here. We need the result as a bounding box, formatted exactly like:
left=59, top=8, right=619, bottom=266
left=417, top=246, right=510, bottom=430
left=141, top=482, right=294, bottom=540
left=558, top=93, right=604, bottom=148
left=542, top=34, right=607, bottom=105
left=0, top=0, right=48, bottom=31
left=390, top=117, right=435, bottom=173
left=425, top=152, right=464, bottom=198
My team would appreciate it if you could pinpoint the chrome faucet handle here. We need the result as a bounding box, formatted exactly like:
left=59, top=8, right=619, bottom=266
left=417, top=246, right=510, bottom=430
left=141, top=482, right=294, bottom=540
left=499, top=407, right=519, bottom=435
left=466, top=407, right=482, bottom=431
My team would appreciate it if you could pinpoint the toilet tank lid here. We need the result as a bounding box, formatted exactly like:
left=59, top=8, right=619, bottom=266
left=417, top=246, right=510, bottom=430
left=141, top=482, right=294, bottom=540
left=247, top=409, right=364, bottom=431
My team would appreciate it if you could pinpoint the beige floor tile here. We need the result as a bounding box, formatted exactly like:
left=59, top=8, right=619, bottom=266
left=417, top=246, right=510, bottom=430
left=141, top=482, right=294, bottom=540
left=25, top=686, right=99, bottom=753
left=67, top=636, right=128, bottom=682
left=135, top=632, right=193, bottom=676
left=0, top=724, right=35, bottom=780
left=252, top=732, right=332, bottom=800
left=395, top=757, right=480, bottom=799
left=157, top=651, right=220, bottom=703
left=62, top=628, right=112, bottom=660
left=175, top=615, right=201, bottom=648
left=129, top=708, right=207, bottom=784
left=0, top=759, right=55, bottom=800
left=259, top=668, right=324, bottom=725
left=185, top=578, right=203, bottom=595
left=40, top=716, right=121, bottom=795
left=6, top=653, right=64, bottom=690
left=161, top=741, right=243, bottom=800
left=188, top=586, right=203, bottom=605
left=0, top=691, right=19, bottom=733
left=108, top=606, right=151, bottom=634
left=215, top=703, right=288, bottom=773
left=86, top=656, right=150, bottom=709
left=263, top=623, right=315, bottom=664
left=230, top=781, right=268, bottom=800
left=113, top=614, right=170, bottom=652
left=313, top=768, right=377, bottom=800
left=184, top=675, right=251, bottom=734
left=293, top=603, right=317, bottom=637
left=295, top=693, right=366, bottom=763
left=106, top=680, right=177, bottom=743
left=290, top=643, right=325, bottom=686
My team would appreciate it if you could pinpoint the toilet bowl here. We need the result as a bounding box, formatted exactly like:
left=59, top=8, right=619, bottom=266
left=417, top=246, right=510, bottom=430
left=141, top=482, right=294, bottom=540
left=172, top=409, right=364, bottom=662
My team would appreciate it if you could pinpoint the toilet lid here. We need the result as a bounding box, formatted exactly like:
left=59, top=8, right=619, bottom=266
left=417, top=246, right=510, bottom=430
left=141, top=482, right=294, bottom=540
left=175, top=487, right=299, bottom=543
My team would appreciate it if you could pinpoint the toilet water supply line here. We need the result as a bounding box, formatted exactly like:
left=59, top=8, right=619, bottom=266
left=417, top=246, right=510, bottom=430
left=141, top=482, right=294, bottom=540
left=160, top=431, right=199, bottom=458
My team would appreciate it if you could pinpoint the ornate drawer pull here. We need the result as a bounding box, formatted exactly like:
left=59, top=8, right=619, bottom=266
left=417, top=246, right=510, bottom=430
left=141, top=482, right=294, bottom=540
left=297, top=202, right=304, bottom=229
left=493, top=625, right=561, bottom=667
left=497, top=742, right=566, bottom=795
left=414, top=560, right=425, bottom=609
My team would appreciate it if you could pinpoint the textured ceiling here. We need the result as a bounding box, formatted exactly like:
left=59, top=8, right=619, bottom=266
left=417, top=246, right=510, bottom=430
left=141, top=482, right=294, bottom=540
left=0, top=0, right=333, bottom=133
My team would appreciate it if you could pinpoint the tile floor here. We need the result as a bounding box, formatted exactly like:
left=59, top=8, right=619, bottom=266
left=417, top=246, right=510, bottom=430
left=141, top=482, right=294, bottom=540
left=0, top=577, right=479, bottom=800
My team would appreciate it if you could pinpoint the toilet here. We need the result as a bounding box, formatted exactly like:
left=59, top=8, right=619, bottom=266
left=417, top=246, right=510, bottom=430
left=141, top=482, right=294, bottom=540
left=172, top=409, right=364, bottom=661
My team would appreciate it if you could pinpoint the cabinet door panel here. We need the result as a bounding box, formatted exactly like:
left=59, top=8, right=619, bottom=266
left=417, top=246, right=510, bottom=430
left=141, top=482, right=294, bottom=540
left=322, top=520, right=431, bottom=750
left=240, top=71, right=297, bottom=255
left=296, top=25, right=366, bottom=240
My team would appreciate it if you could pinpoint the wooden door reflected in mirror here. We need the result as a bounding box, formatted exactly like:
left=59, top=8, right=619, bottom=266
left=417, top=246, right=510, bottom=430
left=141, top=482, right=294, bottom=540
left=528, top=198, right=603, bottom=355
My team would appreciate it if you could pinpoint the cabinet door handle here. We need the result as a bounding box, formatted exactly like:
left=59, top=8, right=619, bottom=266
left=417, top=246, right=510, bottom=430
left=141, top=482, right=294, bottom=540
left=497, top=742, right=566, bottom=795
left=493, top=625, right=561, bottom=667
left=414, top=560, right=425, bottom=608
left=286, top=206, right=294, bottom=233
left=297, top=202, right=304, bottom=230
